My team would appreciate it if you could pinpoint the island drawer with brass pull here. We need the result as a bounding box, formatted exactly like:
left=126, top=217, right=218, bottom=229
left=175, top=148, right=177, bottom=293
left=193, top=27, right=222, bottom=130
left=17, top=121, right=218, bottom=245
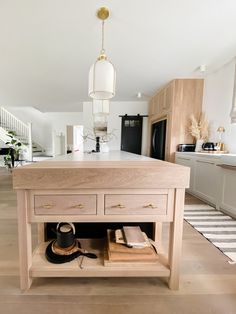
left=34, top=194, right=97, bottom=215
left=104, top=194, right=168, bottom=215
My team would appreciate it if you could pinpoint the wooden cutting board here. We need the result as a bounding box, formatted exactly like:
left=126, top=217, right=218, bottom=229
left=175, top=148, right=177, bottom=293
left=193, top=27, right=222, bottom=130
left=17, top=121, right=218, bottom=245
left=107, top=229, right=158, bottom=261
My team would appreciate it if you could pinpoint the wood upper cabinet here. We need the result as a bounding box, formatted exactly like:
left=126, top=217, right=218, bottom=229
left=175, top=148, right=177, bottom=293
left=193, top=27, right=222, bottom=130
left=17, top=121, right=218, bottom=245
left=164, top=82, right=174, bottom=112
left=148, top=98, right=155, bottom=116
left=150, top=81, right=174, bottom=117
left=148, top=79, right=204, bottom=162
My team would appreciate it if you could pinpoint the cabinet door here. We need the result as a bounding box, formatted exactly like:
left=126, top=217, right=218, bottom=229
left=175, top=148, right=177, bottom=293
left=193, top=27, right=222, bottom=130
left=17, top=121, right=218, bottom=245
left=194, top=159, right=219, bottom=205
left=149, top=99, right=155, bottom=116
left=164, top=82, right=173, bottom=112
left=219, top=168, right=236, bottom=217
left=159, top=89, right=166, bottom=113
left=175, top=156, right=194, bottom=191
left=153, top=93, right=160, bottom=115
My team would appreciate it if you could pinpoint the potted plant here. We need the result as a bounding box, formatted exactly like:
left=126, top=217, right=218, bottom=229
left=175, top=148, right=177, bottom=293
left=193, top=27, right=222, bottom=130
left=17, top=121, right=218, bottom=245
left=5, top=130, right=22, bottom=168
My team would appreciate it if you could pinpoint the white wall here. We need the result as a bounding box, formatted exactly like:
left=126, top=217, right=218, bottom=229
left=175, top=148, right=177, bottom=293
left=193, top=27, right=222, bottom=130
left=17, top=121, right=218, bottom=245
left=45, top=112, right=83, bottom=135
left=83, top=101, right=149, bottom=155
left=203, top=59, right=236, bottom=153
left=45, top=112, right=83, bottom=154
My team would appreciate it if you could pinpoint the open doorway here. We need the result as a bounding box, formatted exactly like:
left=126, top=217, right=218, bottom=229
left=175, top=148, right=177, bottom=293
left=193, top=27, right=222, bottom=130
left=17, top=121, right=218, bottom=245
left=66, top=125, right=84, bottom=153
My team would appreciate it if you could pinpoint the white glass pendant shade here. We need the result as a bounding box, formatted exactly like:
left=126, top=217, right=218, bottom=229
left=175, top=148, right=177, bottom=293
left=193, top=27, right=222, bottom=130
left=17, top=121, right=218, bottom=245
left=93, top=99, right=109, bottom=115
left=89, top=59, right=116, bottom=100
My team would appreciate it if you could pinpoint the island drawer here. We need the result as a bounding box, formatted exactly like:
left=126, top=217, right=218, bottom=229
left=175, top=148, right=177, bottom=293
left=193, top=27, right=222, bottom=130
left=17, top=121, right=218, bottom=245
left=104, top=194, right=168, bottom=215
left=34, top=194, right=97, bottom=215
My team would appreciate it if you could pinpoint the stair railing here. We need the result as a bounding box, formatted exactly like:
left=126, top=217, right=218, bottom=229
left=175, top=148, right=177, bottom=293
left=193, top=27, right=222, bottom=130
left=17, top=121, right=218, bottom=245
left=0, top=107, right=33, bottom=161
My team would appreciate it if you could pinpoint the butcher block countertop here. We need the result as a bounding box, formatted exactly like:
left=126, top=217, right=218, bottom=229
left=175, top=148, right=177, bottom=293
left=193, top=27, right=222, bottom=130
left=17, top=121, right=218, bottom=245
left=13, top=151, right=190, bottom=190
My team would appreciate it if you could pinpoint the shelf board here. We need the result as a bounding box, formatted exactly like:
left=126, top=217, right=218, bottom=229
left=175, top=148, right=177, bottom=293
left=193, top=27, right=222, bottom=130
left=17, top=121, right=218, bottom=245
left=30, top=239, right=170, bottom=278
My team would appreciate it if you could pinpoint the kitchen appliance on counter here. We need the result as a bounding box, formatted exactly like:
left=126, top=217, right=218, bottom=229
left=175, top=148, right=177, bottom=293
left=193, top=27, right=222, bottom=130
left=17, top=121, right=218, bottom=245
left=202, top=142, right=216, bottom=151
left=178, top=144, right=196, bottom=152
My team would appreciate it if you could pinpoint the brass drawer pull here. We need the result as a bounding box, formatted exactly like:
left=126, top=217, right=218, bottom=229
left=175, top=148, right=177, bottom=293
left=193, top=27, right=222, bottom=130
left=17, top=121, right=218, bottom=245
left=112, top=203, right=126, bottom=209
left=71, top=204, right=84, bottom=209
left=143, top=203, right=157, bottom=209
left=42, top=204, right=54, bottom=209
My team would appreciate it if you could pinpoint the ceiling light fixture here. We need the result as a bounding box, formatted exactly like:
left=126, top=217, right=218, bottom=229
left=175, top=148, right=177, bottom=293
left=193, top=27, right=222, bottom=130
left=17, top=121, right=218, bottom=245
left=136, top=92, right=151, bottom=100
left=199, top=64, right=207, bottom=72
left=88, top=7, right=116, bottom=100
left=92, top=99, right=109, bottom=115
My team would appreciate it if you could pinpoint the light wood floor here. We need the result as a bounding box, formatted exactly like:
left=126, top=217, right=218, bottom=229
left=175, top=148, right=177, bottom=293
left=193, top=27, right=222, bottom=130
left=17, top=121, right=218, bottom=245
left=1, top=168, right=236, bottom=314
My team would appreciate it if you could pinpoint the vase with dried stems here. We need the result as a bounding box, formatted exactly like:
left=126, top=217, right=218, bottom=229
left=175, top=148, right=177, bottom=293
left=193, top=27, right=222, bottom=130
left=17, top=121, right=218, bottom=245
left=189, top=113, right=209, bottom=152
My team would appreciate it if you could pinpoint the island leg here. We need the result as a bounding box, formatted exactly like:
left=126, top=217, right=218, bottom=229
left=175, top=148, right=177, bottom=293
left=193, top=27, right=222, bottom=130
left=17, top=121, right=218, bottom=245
left=153, top=222, right=162, bottom=243
left=17, top=190, right=32, bottom=290
left=168, top=188, right=185, bottom=290
left=37, top=223, right=45, bottom=243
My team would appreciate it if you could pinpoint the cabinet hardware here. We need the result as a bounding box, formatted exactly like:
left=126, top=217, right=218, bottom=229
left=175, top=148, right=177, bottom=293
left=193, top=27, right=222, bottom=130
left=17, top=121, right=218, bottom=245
left=71, top=204, right=84, bottom=209
left=196, top=160, right=214, bottom=165
left=112, top=203, right=125, bottom=208
left=143, top=203, right=157, bottom=209
left=178, top=157, right=190, bottom=161
left=216, top=164, right=236, bottom=171
left=42, top=204, right=54, bottom=209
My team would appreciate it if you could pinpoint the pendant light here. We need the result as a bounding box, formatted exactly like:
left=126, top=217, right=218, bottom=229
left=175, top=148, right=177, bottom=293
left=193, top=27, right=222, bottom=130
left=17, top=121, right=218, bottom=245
left=93, top=99, right=109, bottom=137
left=88, top=7, right=116, bottom=100
left=92, top=99, right=109, bottom=115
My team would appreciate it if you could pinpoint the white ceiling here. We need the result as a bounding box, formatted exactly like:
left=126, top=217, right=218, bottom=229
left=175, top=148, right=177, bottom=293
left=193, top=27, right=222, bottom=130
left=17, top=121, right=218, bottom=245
left=0, top=0, right=236, bottom=112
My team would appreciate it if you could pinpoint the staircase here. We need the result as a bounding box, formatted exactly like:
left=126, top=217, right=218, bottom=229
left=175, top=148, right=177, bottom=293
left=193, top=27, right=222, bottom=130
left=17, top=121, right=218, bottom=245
left=0, top=107, right=45, bottom=161
left=32, top=141, right=46, bottom=156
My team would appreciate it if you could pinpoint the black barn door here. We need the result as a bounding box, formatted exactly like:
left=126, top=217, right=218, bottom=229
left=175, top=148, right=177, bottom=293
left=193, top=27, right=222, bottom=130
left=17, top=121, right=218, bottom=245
left=121, top=115, right=143, bottom=155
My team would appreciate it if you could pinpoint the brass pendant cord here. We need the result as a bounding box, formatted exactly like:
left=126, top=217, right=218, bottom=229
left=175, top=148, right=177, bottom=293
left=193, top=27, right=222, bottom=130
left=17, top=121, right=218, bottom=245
left=101, top=20, right=105, bottom=55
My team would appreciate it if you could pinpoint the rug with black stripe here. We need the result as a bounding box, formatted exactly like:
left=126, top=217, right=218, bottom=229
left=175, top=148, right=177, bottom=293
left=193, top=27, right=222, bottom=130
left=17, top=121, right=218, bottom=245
left=184, top=204, right=236, bottom=263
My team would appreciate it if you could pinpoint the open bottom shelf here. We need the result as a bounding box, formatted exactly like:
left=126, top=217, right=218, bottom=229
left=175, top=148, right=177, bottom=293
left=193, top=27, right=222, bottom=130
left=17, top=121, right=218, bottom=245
left=30, top=239, right=170, bottom=278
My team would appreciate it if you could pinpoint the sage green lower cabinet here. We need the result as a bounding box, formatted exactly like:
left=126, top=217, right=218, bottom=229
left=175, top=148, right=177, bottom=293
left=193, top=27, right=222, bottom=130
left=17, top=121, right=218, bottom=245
left=218, top=166, right=236, bottom=218
left=175, top=152, right=236, bottom=217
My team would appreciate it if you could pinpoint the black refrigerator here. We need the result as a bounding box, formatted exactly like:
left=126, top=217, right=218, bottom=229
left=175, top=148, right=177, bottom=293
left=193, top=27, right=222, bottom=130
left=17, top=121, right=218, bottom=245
left=151, top=119, right=167, bottom=160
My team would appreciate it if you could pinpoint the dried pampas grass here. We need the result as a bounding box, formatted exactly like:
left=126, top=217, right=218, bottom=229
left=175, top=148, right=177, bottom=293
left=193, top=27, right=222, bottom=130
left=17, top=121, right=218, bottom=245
left=189, top=113, right=209, bottom=141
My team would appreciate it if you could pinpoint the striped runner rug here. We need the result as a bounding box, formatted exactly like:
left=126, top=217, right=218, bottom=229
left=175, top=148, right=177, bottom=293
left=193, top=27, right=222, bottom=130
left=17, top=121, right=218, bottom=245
left=184, top=204, right=236, bottom=263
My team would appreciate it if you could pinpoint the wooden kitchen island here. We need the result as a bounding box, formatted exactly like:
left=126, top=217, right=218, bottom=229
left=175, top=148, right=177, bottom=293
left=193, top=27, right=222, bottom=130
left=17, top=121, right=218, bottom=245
left=13, top=151, right=189, bottom=291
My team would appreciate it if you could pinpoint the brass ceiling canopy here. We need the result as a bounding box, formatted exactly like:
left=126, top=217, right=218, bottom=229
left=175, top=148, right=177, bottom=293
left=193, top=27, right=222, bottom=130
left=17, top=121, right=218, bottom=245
left=97, top=7, right=109, bottom=20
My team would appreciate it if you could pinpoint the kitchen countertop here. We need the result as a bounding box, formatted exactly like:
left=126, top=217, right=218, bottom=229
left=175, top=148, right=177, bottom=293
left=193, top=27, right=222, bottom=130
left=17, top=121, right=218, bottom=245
left=12, top=150, right=190, bottom=190
left=176, top=151, right=236, bottom=166
left=51, top=150, right=154, bottom=162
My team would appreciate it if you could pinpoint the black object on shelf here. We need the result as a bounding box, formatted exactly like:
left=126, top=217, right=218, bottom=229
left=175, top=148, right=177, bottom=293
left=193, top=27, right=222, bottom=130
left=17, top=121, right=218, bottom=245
left=96, top=136, right=100, bottom=152
left=56, top=222, right=75, bottom=248
left=45, top=240, right=97, bottom=264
